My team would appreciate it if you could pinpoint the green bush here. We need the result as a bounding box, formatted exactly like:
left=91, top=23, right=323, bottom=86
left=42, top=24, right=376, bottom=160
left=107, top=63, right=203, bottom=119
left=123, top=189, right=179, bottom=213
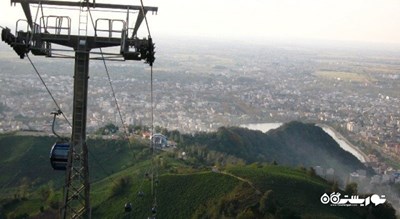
left=110, top=176, right=132, bottom=197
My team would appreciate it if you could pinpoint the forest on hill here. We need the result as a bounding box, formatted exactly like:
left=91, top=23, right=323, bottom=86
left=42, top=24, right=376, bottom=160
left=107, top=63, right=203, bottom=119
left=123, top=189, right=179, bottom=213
left=178, top=121, right=369, bottom=177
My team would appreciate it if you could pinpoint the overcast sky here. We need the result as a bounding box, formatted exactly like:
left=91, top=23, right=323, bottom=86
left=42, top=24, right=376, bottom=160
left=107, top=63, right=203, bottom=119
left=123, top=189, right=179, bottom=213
left=1, top=0, right=400, bottom=45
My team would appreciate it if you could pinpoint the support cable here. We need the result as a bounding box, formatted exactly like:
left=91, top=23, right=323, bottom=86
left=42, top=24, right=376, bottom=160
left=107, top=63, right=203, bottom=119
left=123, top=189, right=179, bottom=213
left=0, top=25, right=5, bottom=29
left=150, top=65, right=155, bottom=196
left=24, top=30, right=121, bottom=218
left=23, top=56, right=119, bottom=208
left=101, top=49, right=127, bottom=134
left=86, top=10, right=136, bottom=187
left=93, top=0, right=157, bottom=213
left=87, top=149, right=119, bottom=187
left=84, top=14, right=138, bottom=199
left=26, top=54, right=72, bottom=127
left=139, top=0, right=158, bottom=215
left=129, top=165, right=152, bottom=203
left=87, top=8, right=128, bottom=136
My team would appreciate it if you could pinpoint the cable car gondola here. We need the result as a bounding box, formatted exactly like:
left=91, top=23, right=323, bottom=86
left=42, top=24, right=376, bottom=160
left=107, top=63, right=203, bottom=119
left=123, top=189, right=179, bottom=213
left=50, top=142, right=70, bottom=170
left=138, top=191, right=144, bottom=197
left=124, top=202, right=133, bottom=212
left=49, top=110, right=70, bottom=171
left=151, top=133, right=167, bottom=148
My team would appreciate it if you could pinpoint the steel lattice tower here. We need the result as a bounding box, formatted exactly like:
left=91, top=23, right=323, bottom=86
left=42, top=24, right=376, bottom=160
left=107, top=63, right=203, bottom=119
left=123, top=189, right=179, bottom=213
left=2, top=1, right=157, bottom=218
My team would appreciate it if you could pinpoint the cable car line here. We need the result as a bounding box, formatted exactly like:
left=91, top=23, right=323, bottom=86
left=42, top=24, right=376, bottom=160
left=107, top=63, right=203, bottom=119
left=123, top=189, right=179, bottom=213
left=24, top=28, right=119, bottom=182
left=87, top=9, right=156, bottom=215
left=25, top=25, right=120, bottom=196
left=1, top=1, right=159, bottom=217
left=138, top=0, right=159, bottom=216
left=87, top=149, right=119, bottom=187
left=26, top=54, right=72, bottom=127
left=88, top=1, right=158, bottom=216
left=87, top=8, right=129, bottom=136
left=25, top=30, right=121, bottom=194
left=100, top=50, right=128, bottom=134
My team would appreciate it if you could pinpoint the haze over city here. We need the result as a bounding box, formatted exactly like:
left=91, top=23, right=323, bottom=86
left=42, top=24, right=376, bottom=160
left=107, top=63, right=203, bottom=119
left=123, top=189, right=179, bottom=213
left=1, top=0, right=400, bottom=44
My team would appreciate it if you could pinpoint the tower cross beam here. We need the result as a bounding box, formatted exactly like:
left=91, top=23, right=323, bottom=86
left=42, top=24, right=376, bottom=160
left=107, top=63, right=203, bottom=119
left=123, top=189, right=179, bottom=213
left=11, top=0, right=158, bottom=12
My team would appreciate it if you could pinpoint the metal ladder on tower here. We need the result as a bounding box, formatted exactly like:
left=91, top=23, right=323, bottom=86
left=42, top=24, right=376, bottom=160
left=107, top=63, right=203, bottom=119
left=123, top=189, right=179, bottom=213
left=78, top=4, right=89, bottom=37
left=75, top=1, right=89, bottom=144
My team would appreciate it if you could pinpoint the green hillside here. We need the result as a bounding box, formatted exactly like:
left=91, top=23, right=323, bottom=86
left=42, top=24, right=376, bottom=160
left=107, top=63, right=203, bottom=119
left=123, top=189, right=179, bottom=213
left=0, top=133, right=150, bottom=192
left=90, top=164, right=382, bottom=219
left=0, top=133, right=159, bottom=218
left=0, top=122, right=396, bottom=218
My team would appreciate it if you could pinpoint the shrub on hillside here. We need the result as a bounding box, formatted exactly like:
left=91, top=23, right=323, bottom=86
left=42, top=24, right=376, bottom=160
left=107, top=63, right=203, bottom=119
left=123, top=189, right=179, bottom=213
left=110, top=176, right=131, bottom=197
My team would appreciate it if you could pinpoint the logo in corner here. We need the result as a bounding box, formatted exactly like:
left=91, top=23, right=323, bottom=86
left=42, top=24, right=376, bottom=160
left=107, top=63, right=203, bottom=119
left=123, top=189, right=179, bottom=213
left=320, top=193, right=386, bottom=207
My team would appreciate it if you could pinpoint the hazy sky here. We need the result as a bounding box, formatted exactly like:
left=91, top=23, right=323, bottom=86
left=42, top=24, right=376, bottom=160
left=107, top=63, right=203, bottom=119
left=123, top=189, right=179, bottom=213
left=1, top=0, right=400, bottom=44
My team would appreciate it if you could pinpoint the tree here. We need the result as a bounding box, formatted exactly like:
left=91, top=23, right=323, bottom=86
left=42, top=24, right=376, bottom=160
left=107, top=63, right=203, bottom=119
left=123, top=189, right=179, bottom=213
left=331, top=180, right=339, bottom=192
left=95, top=123, right=119, bottom=135
left=111, top=176, right=131, bottom=196
left=307, top=167, right=316, bottom=177
left=369, top=203, right=396, bottom=219
left=105, top=123, right=119, bottom=134
left=259, top=190, right=277, bottom=215
left=344, top=182, right=358, bottom=195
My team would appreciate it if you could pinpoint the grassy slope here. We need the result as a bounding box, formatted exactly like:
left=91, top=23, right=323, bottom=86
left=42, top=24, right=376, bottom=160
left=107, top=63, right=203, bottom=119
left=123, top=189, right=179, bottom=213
left=226, top=165, right=361, bottom=218
left=0, top=133, right=151, bottom=218
left=0, top=134, right=150, bottom=192
left=0, top=134, right=65, bottom=192
left=92, top=171, right=239, bottom=219
left=0, top=130, right=395, bottom=218
left=91, top=163, right=377, bottom=219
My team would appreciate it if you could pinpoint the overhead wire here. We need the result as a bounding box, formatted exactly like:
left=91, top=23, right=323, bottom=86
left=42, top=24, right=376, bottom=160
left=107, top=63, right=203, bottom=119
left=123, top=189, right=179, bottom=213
left=87, top=0, right=158, bottom=215
left=29, top=3, right=127, bottom=207
left=26, top=54, right=72, bottom=127
left=100, top=49, right=128, bottom=133
left=24, top=3, right=121, bottom=201
left=85, top=6, right=144, bottom=206
left=87, top=7, right=128, bottom=136
left=139, top=0, right=158, bottom=215
left=1, top=2, right=158, bottom=213
left=24, top=4, right=72, bottom=128
left=87, top=148, right=119, bottom=187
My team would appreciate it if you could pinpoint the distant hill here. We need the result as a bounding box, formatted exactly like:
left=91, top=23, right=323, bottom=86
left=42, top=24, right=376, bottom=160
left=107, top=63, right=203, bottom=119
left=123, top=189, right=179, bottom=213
left=182, top=121, right=368, bottom=178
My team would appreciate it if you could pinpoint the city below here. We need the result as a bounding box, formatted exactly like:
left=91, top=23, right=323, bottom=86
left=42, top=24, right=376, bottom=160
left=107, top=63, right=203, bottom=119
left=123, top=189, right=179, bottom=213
left=0, top=37, right=399, bottom=167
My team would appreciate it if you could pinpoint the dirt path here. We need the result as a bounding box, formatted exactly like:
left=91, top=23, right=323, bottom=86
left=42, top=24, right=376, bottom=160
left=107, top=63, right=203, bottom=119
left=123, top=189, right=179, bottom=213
left=219, top=171, right=262, bottom=195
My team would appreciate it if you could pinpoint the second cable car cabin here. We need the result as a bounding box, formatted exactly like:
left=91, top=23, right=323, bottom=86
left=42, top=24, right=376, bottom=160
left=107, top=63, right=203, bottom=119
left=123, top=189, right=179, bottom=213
left=50, top=142, right=70, bottom=170
left=151, top=133, right=167, bottom=149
